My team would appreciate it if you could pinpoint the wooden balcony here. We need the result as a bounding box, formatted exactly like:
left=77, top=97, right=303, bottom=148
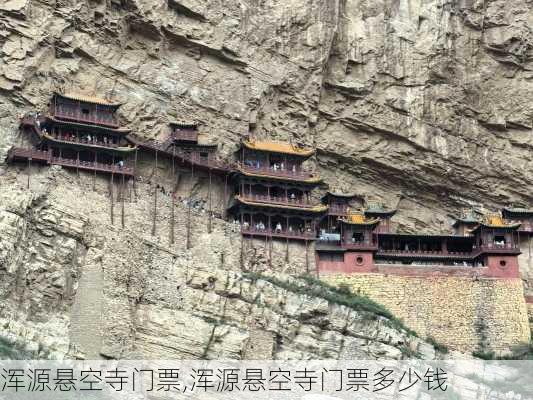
left=343, top=241, right=378, bottom=250
left=239, top=164, right=319, bottom=182
left=128, top=135, right=231, bottom=172
left=172, top=129, right=198, bottom=143
left=474, top=243, right=521, bottom=254
left=316, top=238, right=378, bottom=251
left=42, top=133, right=135, bottom=153
left=328, top=204, right=349, bottom=216
left=7, top=147, right=134, bottom=176
left=7, top=147, right=51, bottom=163
left=53, top=107, right=119, bottom=128
left=239, top=193, right=314, bottom=209
left=241, top=226, right=315, bottom=241
left=376, top=249, right=473, bottom=259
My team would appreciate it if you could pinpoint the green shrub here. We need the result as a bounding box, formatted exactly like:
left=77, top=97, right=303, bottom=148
left=426, top=336, right=449, bottom=354
left=243, top=272, right=418, bottom=337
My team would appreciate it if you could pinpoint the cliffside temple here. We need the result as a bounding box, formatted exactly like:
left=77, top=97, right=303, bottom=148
left=4, top=89, right=532, bottom=355
left=9, top=93, right=137, bottom=178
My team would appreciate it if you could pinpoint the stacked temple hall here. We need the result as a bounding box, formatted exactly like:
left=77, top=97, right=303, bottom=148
left=9, top=92, right=136, bottom=177
left=229, top=139, right=326, bottom=242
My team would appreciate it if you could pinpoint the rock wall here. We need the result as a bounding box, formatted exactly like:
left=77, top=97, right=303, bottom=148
left=324, top=273, right=530, bottom=354
left=519, top=237, right=533, bottom=296
left=527, top=298, right=533, bottom=337
left=1, top=0, right=532, bottom=358
left=1, top=165, right=440, bottom=359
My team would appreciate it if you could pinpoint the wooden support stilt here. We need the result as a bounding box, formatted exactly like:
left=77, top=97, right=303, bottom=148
left=305, top=240, right=309, bottom=274
left=268, top=214, right=272, bottom=267
left=285, top=216, right=289, bottom=262
left=240, top=212, right=244, bottom=269
left=152, top=150, right=158, bottom=236
left=269, top=236, right=273, bottom=267
left=76, top=151, right=80, bottom=179
left=170, top=190, right=175, bottom=245
left=27, top=158, right=31, bottom=189
left=93, top=152, right=97, bottom=191
left=110, top=173, right=114, bottom=225
left=208, top=169, right=212, bottom=234
left=223, top=173, right=228, bottom=219
left=186, top=164, right=194, bottom=250
left=121, top=173, right=125, bottom=229
left=133, top=148, right=138, bottom=198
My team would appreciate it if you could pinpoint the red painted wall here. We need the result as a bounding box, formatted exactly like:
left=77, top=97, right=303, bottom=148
left=318, top=252, right=376, bottom=274
left=317, top=252, right=521, bottom=279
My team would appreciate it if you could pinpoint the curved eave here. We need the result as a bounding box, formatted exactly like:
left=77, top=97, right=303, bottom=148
left=237, top=167, right=322, bottom=184
left=472, top=222, right=522, bottom=232
left=365, top=209, right=397, bottom=217
left=323, top=191, right=358, bottom=199
left=340, top=217, right=381, bottom=227
left=502, top=208, right=533, bottom=217
left=41, top=133, right=137, bottom=153
left=170, top=121, right=198, bottom=128
left=45, top=116, right=130, bottom=134
left=452, top=218, right=479, bottom=227
left=242, top=140, right=315, bottom=157
left=235, top=196, right=328, bottom=213
left=54, top=91, right=122, bottom=107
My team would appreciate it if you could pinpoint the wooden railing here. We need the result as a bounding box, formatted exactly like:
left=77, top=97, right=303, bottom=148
left=241, top=226, right=315, bottom=240
left=328, top=204, right=349, bottom=215
left=47, top=134, right=130, bottom=149
left=377, top=249, right=472, bottom=257
left=7, top=147, right=133, bottom=176
left=239, top=193, right=313, bottom=208
left=53, top=107, right=118, bottom=128
left=129, top=135, right=230, bottom=171
left=475, top=243, right=520, bottom=252
left=50, top=157, right=134, bottom=175
left=172, top=130, right=198, bottom=142
left=240, top=164, right=317, bottom=180
left=8, top=147, right=51, bottom=162
left=343, top=241, right=378, bottom=250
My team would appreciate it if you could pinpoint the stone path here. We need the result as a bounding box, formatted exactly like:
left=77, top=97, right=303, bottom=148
left=69, top=262, right=104, bottom=358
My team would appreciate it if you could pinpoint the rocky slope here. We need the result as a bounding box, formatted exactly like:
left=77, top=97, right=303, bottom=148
left=0, top=169, right=440, bottom=359
left=0, top=0, right=532, bottom=357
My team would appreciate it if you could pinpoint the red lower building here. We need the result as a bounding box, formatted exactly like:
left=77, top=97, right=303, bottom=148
left=317, top=213, right=522, bottom=279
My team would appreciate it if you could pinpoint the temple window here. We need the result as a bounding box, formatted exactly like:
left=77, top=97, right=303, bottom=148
left=352, top=232, right=364, bottom=243
left=494, top=235, right=506, bottom=246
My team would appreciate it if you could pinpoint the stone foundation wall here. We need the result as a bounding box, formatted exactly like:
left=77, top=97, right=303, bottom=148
left=519, top=237, right=533, bottom=295
left=527, top=298, right=533, bottom=337
left=324, top=273, right=531, bottom=354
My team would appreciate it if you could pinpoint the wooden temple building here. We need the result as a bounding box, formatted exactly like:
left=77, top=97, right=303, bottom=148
left=8, top=92, right=137, bottom=177
left=229, top=139, right=326, bottom=242
left=317, top=207, right=522, bottom=278
left=4, top=89, right=529, bottom=279
left=502, top=206, right=533, bottom=235
left=127, top=121, right=229, bottom=174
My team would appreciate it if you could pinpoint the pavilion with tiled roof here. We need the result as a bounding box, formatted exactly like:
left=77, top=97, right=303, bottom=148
left=231, top=138, right=324, bottom=242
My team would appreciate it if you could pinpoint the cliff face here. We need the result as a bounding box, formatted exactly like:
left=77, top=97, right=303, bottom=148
left=0, top=0, right=532, bottom=357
